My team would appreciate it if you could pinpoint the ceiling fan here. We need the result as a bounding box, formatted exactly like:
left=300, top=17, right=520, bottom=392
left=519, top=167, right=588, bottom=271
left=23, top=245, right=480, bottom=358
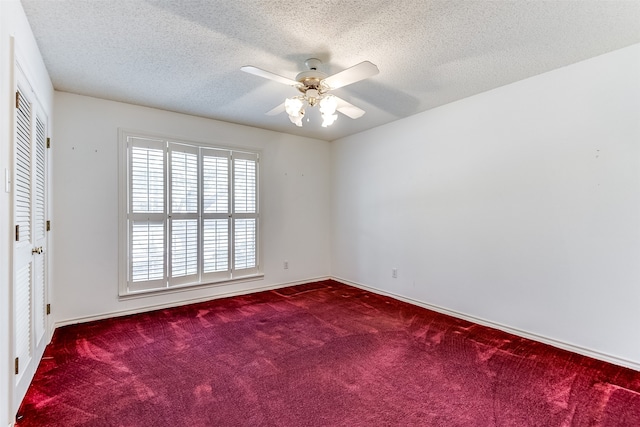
left=241, top=58, right=379, bottom=127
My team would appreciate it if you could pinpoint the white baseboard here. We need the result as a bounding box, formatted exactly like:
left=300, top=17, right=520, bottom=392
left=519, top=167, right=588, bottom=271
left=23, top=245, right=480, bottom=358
left=55, top=276, right=331, bottom=328
left=332, top=276, right=640, bottom=372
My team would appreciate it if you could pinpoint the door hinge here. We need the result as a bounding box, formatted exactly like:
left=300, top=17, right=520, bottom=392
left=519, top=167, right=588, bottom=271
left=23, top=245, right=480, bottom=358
left=46, top=303, right=51, bottom=315
left=15, top=91, right=20, bottom=109
left=15, top=225, right=19, bottom=241
left=47, top=137, right=51, bottom=149
left=14, top=357, right=19, bottom=375
left=46, top=220, right=51, bottom=231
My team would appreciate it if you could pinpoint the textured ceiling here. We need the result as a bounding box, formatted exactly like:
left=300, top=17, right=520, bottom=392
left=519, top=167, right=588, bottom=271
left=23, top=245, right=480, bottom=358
left=20, top=0, right=640, bottom=141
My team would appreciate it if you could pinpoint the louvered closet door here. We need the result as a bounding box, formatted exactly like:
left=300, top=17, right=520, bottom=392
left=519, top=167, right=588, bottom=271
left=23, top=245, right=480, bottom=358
left=13, top=75, right=49, bottom=414
left=33, top=114, right=48, bottom=347
left=14, top=85, right=34, bottom=406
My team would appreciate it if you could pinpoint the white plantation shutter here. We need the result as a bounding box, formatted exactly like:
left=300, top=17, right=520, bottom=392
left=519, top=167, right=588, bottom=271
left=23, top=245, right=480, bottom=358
left=202, top=149, right=231, bottom=281
left=121, top=131, right=260, bottom=295
left=232, top=153, right=259, bottom=274
left=169, top=144, right=199, bottom=285
left=127, top=137, right=166, bottom=292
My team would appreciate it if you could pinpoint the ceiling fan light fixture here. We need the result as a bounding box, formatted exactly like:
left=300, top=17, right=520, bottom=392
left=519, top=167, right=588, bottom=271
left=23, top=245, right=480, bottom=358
left=285, top=97, right=304, bottom=116
left=286, top=94, right=339, bottom=127
left=285, top=97, right=305, bottom=127
left=319, top=95, right=337, bottom=115
left=321, top=113, right=338, bottom=127
left=320, top=95, right=338, bottom=127
left=288, top=112, right=304, bottom=127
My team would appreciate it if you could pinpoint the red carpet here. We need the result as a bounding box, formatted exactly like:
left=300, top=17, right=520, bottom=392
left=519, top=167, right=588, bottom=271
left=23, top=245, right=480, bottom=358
left=16, top=280, right=640, bottom=426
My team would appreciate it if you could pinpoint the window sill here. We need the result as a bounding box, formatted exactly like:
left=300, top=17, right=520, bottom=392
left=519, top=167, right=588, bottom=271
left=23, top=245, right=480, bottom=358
left=118, top=273, right=265, bottom=301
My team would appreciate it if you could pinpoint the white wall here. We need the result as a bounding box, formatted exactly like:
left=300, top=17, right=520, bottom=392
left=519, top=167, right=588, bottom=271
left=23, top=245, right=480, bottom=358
left=331, top=44, right=640, bottom=368
left=52, top=92, right=331, bottom=323
left=0, top=1, right=54, bottom=424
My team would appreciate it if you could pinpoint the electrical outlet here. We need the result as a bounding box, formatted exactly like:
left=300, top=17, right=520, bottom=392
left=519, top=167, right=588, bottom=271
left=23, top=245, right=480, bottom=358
left=284, top=260, right=289, bottom=270
left=392, top=268, right=398, bottom=279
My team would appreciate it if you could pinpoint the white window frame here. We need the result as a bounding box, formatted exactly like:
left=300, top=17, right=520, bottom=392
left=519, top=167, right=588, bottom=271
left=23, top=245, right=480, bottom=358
left=118, top=129, right=261, bottom=297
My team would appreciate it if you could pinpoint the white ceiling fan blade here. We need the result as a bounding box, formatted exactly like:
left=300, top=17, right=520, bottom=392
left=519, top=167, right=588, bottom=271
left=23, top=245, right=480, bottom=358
left=240, top=66, right=300, bottom=87
left=322, top=61, right=379, bottom=90
left=265, top=102, right=285, bottom=116
left=334, top=96, right=366, bottom=119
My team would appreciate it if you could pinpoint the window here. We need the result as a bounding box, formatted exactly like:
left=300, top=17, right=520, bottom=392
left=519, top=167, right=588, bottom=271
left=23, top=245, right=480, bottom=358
left=119, top=131, right=260, bottom=296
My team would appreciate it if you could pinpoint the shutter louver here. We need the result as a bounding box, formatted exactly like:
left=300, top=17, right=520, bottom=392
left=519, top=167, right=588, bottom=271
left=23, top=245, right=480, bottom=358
left=203, top=155, right=228, bottom=213
left=15, top=263, right=32, bottom=377
left=234, top=218, right=256, bottom=269
left=203, top=219, right=229, bottom=272
left=34, top=249, right=45, bottom=341
left=171, top=151, right=198, bottom=213
left=34, top=116, right=46, bottom=240
left=15, top=88, right=31, bottom=244
left=131, top=147, right=164, bottom=213
left=234, top=158, right=256, bottom=214
left=171, top=219, right=198, bottom=277
left=131, top=221, right=165, bottom=282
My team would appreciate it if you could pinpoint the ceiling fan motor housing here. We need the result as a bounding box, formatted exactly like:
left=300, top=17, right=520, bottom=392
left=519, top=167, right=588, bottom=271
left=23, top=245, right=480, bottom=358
left=296, top=71, right=327, bottom=91
left=296, top=58, right=328, bottom=99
